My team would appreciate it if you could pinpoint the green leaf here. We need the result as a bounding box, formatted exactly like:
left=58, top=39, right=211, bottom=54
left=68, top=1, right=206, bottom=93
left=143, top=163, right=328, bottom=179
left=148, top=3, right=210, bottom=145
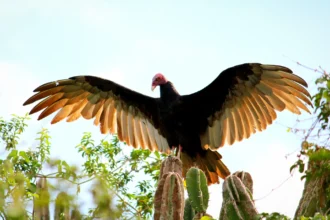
left=299, top=161, right=305, bottom=173
left=300, top=174, right=307, bottom=180
left=28, top=183, right=37, bottom=193
left=290, top=164, right=297, bottom=173
left=19, top=151, right=30, bottom=162
left=309, top=148, right=330, bottom=161
left=154, top=151, right=160, bottom=159
left=7, top=150, right=18, bottom=159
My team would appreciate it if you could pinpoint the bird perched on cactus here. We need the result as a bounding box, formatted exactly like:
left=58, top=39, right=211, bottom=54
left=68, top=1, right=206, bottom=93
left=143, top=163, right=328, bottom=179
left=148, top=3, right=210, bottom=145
left=23, top=63, right=312, bottom=184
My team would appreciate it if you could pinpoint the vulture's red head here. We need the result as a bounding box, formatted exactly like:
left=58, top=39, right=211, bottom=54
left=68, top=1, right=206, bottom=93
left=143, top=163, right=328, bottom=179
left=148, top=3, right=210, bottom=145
left=151, top=73, right=167, bottom=91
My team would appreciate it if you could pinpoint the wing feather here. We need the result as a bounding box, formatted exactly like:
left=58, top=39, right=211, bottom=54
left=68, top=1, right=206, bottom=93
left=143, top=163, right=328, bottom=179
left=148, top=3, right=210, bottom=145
left=30, top=93, right=65, bottom=114
left=52, top=104, right=75, bottom=124
left=126, top=109, right=135, bottom=147
left=93, top=103, right=104, bottom=126
left=108, top=100, right=116, bottom=133
left=24, top=86, right=65, bottom=105
left=116, top=102, right=124, bottom=141
left=93, top=99, right=105, bottom=119
left=236, top=99, right=249, bottom=139
left=246, top=90, right=267, bottom=130
left=232, top=107, right=244, bottom=141
left=66, top=99, right=88, bottom=122
left=140, top=119, right=151, bottom=150
left=100, top=99, right=111, bottom=134
left=38, top=99, right=69, bottom=120
left=81, top=102, right=96, bottom=119
left=252, top=92, right=272, bottom=125
left=241, top=97, right=258, bottom=134
left=132, top=117, right=142, bottom=147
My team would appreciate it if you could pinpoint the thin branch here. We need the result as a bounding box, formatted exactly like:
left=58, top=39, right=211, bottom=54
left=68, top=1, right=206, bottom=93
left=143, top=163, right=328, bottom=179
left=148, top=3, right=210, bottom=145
left=254, top=172, right=295, bottom=202
left=282, top=54, right=325, bottom=75
left=113, top=189, right=141, bottom=217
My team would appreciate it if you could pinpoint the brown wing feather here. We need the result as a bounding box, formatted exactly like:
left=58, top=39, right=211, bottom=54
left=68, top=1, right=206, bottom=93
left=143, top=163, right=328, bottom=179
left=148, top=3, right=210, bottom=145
left=181, top=63, right=312, bottom=150
left=23, top=75, right=171, bottom=154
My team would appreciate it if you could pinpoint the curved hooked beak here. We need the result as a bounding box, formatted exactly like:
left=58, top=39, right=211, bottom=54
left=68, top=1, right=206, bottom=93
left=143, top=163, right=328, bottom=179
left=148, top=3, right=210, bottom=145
left=151, top=85, right=156, bottom=91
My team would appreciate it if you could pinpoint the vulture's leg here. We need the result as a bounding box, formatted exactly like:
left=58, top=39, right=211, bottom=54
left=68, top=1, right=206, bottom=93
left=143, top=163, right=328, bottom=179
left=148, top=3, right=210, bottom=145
left=171, top=146, right=176, bottom=155
left=175, top=145, right=182, bottom=158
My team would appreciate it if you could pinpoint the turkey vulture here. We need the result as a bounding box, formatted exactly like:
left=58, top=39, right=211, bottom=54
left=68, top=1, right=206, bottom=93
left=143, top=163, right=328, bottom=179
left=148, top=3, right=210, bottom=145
left=23, top=63, right=312, bottom=184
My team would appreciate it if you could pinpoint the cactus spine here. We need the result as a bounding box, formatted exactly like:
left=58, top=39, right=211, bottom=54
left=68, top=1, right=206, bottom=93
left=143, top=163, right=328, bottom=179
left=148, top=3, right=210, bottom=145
left=186, top=167, right=209, bottom=214
left=219, top=175, right=258, bottom=220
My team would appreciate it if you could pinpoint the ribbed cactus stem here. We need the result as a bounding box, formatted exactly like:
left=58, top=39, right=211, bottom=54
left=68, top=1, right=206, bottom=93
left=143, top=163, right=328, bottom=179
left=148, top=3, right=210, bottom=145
left=184, top=199, right=197, bottom=220
left=70, top=208, right=82, bottom=220
left=33, top=177, right=50, bottom=220
left=159, top=155, right=183, bottom=178
left=233, top=171, right=253, bottom=195
left=294, top=149, right=330, bottom=218
left=186, top=167, right=209, bottom=213
left=154, top=172, right=185, bottom=220
left=54, top=192, right=70, bottom=220
left=219, top=175, right=258, bottom=220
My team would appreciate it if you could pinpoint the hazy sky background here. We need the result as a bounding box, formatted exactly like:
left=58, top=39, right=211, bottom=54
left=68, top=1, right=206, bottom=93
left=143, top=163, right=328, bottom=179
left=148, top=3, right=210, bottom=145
left=0, top=0, right=329, bottom=218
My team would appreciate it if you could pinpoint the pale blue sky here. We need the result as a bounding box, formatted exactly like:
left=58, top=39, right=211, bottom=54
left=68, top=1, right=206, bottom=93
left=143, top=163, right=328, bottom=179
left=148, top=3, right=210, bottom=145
left=0, top=0, right=329, bottom=218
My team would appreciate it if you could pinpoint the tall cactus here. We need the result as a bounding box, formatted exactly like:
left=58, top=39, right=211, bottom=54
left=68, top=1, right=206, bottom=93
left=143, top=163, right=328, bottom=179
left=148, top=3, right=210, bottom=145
left=33, top=177, right=50, bottom=220
left=54, top=192, right=70, bottom=220
left=186, top=167, right=209, bottom=214
left=219, top=174, right=258, bottom=220
left=70, top=208, right=82, bottom=220
left=154, top=172, right=185, bottom=220
left=294, top=148, right=330, bottom=218
left=154, top=156, right=185, bottom=220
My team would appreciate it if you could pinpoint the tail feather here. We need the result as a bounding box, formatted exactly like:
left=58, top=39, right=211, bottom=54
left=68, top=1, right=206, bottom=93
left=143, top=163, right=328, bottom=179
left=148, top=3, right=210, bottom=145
left=181, top=150, right=230, bottom=185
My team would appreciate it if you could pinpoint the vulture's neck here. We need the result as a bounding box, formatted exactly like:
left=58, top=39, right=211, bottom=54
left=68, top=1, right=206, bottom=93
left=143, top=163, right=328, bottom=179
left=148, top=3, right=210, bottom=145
left=160, top=81, right=180, bottom=103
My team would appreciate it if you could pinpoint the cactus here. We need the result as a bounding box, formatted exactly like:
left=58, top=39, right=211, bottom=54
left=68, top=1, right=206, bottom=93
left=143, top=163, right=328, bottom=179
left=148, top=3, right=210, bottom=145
left=186, top=167, right=209, bottom=214
left=154, top=172, right=185, bottom=220
left=54, top=192, right=70, bottom=220
left=219, top=175, right=258, bottom=220
left=70, top=208, right=82, bottom=220
left=184, top=199, right=197, bottom=220
left=33, top=177, right=50, bottom=220
left=294, top=149, right=330, bottom=218
left=154, top=156, right=185, bottom=220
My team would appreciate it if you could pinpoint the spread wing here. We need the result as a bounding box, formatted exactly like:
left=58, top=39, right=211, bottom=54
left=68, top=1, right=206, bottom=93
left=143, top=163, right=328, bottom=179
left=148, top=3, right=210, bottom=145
left=181, top=63, right=312, bottom=150
left=23, top=75, right=170, bottom=153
